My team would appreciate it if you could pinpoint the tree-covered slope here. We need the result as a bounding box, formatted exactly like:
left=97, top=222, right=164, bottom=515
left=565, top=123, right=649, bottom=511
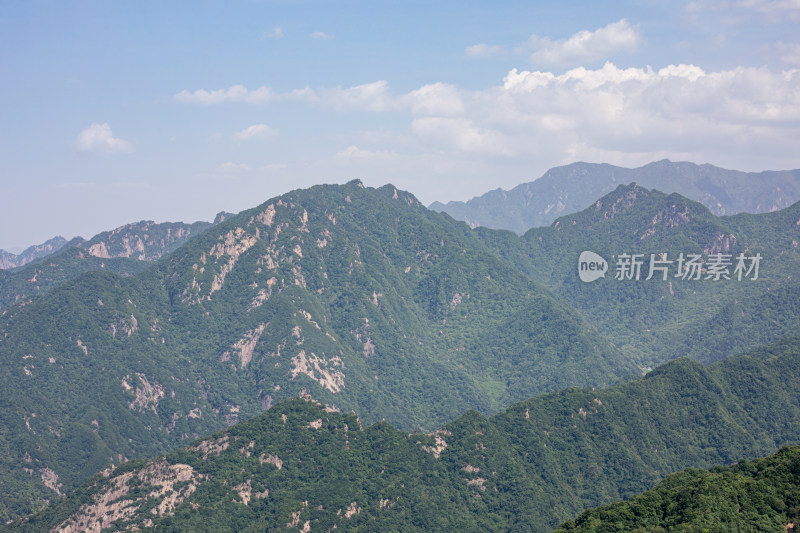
left=431, top=159, right=800, bottom=234
left=556, top=444, right=800, bottom=532
left=8, top=337, right=800, bottom=532
left=477, top=183, right=800, bottom=368
left=4, top=179, right=800, bottom=525
left=0, top=180, right=631, bottom=521
left=0, top=247, right=150, bottom=310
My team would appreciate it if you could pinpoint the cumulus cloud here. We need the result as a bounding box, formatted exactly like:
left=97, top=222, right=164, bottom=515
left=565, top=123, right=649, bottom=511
left=234, top=124, right=277, bottom=141
left=400, top=82, right=464, bottom=116
left=499, top=62, right=796, bottom=124
left=487, top=62, right=800, bottom=167
left=311, top=31, right=334, bottom=40
left=76, top=123, right=134, bottom=154
left=411, top=117, right=515, bottom=156
left=175, top=61, right=800, bottom=174
left=464, top=20, right=640, bottom=67
left=528, top=19, right=641, bottom=67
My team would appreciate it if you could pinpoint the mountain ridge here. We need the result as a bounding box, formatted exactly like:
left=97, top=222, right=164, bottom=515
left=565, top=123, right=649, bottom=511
left=2, top=179, right=800, bottom=525
left=431, top=159, right=800, bottom=234
left=556, top=443, right=800, bottom=532
left=8, top=336, right=800, bottom=532
left=473, top=182, right=800, bottom=367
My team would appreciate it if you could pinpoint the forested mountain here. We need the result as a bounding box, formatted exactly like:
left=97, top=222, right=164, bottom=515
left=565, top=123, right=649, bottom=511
left=0, top=249, right=151, bottom=311
left=0, top=181, right=629, bottom=521
left=9, top=337, right=800, bottom=532
left=0, top=220, right=214, bottom=311
left=431, top=160, right=800, bottom=234
left=476, top=182, right=800, bottom=368
left=3, top=180, right=800, bottom=526
left=557, top=444, right=800, bottom=532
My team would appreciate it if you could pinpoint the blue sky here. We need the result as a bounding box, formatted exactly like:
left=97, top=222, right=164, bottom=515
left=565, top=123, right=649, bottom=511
left=2, top=0, right=800, bottom=251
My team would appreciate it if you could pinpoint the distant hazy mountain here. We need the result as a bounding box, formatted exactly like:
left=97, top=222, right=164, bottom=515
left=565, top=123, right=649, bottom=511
left=1, top=219, right=216, bottom=272
left=12, top=337, right=800, bottom=532
left=430, top=160, right=800, bottom=234
left=0, top=237, right=68, bottom=270
left=0, top=220, right=215, bottom=311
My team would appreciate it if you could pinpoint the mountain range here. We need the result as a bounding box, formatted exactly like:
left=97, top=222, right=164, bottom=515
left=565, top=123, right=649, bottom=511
left=2, top=166, right=800, bottom=530
left=0, top=181, right=633, bottom=522
left=430, top=160, right=800, bottom=235
left=476, top=182, right=800, bottom=367
left=8, top=336, right=800, bottom=532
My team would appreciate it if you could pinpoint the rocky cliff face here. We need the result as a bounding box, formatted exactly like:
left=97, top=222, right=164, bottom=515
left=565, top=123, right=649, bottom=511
left=79, top=220, right=213, bottom=261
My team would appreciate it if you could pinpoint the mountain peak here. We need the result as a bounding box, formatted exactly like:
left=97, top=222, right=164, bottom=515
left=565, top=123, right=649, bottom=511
left=591, top=182, right=651, bottom=219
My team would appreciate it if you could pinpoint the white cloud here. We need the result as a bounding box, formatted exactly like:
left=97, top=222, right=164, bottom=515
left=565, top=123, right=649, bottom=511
left=334, top=145, right=398, bottom=161
left=76, top=123, right=134, bottom=154
left=311, top=31, right=335, bottom=40
left=316, top=81, right=395, bottom=111
left=174, top=84, right=279, bottom=105
left=400, top=82, right=464, bottom=116
left=464, top=43, right=505, bottom=58
left=177, top=80, right=450, bottom=115
left=175, top=62, right=800, bottom=179
left=218, top=162, right=251, bottom=172
left=490, top=62, right=800, bottom=165
left=261, top=27, right=283, bottom=39
left=411, top=117, right=515, bottom=156
left=234, top=124, right=278, bottom=141
left=176, top=82, right=395, bottom=110
left=528, top=19, right=642, bottom=68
